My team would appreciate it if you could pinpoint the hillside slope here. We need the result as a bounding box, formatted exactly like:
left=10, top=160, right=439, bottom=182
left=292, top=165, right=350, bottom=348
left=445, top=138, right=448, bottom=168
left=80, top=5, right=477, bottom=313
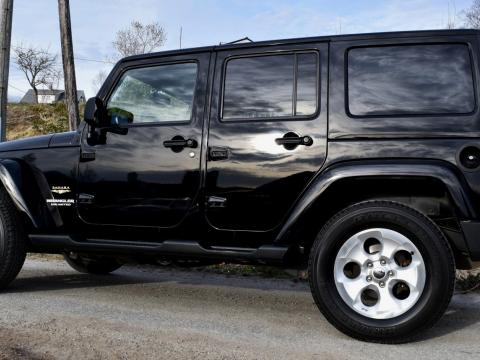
left=6, top=103, right=82, bottom=141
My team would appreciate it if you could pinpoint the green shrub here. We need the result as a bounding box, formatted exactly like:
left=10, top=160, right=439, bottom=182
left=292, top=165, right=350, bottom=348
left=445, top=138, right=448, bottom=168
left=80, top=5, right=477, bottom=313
left=7, top=102, right=76, bottom=140
left=31, top=103, right=70, bottom=134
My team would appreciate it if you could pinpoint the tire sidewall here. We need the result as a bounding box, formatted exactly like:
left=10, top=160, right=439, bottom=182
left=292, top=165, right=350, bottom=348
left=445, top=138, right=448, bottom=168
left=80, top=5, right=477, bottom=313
left=64, top=253, right=122, bottom=274
left=0, top=189, right=26, bottom=289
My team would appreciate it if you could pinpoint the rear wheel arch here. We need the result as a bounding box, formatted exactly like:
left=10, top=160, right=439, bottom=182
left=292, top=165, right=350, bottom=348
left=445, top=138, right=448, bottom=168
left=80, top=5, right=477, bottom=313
left=277, top=162, right=474, bottom=266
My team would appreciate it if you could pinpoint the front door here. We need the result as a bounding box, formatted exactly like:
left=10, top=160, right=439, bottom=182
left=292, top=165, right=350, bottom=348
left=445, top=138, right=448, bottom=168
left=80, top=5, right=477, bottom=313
left=78, top=53, right=210, bottom=228
left=206, top=43, right=328, bottom=231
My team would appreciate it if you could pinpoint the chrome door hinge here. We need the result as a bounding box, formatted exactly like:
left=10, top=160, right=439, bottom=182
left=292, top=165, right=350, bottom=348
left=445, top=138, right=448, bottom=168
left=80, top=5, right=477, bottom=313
left=80, top=150, right=96, bottom=162
left=78, top=193, right=95, bottom=204
left=207, top=196, right=227, bottom=208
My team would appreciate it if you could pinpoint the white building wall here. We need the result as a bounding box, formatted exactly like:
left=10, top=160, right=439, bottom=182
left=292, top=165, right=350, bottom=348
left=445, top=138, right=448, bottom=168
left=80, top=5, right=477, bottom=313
left=37, top=94, right=56, bottom=104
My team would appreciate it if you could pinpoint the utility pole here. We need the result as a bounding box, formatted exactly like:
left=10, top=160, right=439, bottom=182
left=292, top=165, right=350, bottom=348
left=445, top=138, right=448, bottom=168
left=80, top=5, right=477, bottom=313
left=58, top=0, right=79, bottom=131
left=0, top=0, right=13, bottom=142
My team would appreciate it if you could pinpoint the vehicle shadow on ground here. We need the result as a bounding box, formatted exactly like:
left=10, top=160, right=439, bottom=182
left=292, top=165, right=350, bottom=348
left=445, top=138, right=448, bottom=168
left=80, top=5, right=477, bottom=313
left=5, top=263, right=308, bottom=294
left=5, top=272, right=163, bottom=294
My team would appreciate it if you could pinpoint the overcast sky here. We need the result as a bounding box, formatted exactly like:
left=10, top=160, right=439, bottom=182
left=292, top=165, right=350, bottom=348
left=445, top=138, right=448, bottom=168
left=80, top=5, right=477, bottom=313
left=7, top=0, right=473, bottom=101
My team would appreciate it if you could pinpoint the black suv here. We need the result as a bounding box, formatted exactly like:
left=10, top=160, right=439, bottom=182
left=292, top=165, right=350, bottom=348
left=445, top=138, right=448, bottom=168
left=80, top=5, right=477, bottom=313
left=1, top=29, right=479, bottom=343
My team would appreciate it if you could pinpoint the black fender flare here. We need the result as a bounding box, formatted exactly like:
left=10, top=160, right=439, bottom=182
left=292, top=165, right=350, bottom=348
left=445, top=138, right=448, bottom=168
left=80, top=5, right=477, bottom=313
left=0, top=159, right=61, bottom=228
left=275, top=160, right=475, bottom=243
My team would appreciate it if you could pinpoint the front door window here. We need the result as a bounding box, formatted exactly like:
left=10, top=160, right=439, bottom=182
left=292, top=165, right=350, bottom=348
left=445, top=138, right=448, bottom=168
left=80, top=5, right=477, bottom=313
left=108, top=63, right=198, bottom=124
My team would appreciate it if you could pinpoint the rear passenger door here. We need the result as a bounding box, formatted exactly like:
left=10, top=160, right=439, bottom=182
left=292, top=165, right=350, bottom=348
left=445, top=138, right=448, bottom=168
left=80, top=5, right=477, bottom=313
left=206, top=43, right=328, bottom=231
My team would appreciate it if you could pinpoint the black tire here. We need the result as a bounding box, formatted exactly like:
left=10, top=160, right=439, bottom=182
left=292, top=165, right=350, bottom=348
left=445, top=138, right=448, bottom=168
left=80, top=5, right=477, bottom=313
left=308, top=200, right=455, bottom=343
left=64, top=252, right=123, bottom=274
left=0, top=188, right=27, bottom=290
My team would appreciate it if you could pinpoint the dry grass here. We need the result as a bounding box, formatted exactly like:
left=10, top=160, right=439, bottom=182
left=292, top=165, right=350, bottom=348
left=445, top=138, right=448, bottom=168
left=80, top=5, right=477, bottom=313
left=6, top=102, right=84, bottom=140
left=456, top=269, right=480, bottom=292
left=27, top=253, right=64, bottom=261
left=203, top=263, right=298, bottom=279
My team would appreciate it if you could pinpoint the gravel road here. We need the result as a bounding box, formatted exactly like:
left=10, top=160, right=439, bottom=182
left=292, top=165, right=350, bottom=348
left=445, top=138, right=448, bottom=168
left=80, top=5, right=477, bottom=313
left=0, top=258, right=479, bottom=360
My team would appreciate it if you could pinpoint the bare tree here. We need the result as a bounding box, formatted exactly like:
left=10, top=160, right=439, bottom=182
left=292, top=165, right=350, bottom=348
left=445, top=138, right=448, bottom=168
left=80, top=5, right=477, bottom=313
left=91, top=69, right=108, bottom=94
left=465, top=0, right=480, bottom=28
left=112, top=20, right=166, bottom=58
left=46, top=67, right=63, bottom=90
left=13, top=46, right=60, bottom=103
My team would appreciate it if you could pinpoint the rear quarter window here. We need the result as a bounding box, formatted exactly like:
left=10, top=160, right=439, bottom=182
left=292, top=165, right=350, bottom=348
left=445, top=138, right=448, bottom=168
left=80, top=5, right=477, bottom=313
left=347, top=43, right=476, bottom=117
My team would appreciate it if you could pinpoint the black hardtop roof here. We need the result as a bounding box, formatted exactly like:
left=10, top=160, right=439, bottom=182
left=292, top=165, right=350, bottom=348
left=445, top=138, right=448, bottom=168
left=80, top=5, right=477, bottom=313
left=119, top=29, right=480, bottom=64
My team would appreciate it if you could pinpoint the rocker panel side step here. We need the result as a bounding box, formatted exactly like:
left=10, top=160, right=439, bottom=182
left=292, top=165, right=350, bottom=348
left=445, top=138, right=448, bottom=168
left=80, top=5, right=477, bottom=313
left=28, top=235, right=288, bottom=262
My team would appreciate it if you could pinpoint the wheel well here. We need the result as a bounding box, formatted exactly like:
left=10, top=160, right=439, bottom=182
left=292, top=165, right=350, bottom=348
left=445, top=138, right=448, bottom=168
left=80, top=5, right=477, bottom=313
left=286, top=177, right=470, bottom=268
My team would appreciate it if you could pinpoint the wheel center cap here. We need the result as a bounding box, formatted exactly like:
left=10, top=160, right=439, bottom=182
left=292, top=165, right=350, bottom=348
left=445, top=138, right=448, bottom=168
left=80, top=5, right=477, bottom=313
left=373, top=268, right=386, bottom=279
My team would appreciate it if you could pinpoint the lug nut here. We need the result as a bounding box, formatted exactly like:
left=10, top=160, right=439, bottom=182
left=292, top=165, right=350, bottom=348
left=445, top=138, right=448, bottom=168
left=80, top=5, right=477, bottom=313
left=379, top=281, right=385, bottom=288
left=367, top=262, right=373, bottom=268
left=380, top=260, right=386, bottom=265
left=366, top=276, right=373, bottom=282
left=388, top=270, right=394, bottom=277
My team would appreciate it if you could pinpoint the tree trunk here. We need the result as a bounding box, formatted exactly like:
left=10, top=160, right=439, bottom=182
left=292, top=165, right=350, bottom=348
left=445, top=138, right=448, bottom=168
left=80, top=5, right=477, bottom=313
left=0, top=0, right=13, bottom=142
left=58, top=0, right=79, bottom=131
left=32, top=86, right=38, bottom=104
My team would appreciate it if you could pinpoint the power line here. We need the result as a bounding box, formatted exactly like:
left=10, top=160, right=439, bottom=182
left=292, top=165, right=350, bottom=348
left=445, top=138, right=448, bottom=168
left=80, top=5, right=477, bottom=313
left=8, top=83, right=24, bottom=93
left=75, top=57, right=115, bottom=64
left=12, top=46, right=115, bottom=65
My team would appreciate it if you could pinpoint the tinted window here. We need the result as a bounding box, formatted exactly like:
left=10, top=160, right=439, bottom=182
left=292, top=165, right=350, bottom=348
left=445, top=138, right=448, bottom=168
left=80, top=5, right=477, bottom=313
left=222, top=53, right=318, bottom=120
left=296, top=53, right=318, bottom=115
left=348, top=44, right=475, bottom=116
left=108, top=63, right=197, bottom=123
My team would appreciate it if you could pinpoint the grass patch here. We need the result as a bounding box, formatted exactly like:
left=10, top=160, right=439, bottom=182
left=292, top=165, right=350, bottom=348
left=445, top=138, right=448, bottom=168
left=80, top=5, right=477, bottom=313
left=203, top=263, right=296, bottom=279
left=6, top=102, right=84, bottom=140
left=27, top=253, right=64, bottom=261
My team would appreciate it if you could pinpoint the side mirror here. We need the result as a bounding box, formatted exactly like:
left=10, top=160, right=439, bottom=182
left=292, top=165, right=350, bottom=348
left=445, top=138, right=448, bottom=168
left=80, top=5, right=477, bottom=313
left=108, top=107, right=134, bottom=127
left=84, top=97, right=108, bottom=127
left=105, top=107, right=134, bottom=135
left=84, top=98, right=134, bottom=144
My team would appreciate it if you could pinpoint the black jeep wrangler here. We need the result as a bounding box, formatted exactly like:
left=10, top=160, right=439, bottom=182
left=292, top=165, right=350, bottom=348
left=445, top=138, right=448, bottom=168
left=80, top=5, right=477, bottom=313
left=1, top=29, right=479, bottom=343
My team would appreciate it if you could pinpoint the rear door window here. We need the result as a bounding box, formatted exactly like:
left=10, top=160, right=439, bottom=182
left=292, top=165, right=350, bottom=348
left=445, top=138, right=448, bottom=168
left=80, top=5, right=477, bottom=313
left=222, top=52, right=319, bottom=120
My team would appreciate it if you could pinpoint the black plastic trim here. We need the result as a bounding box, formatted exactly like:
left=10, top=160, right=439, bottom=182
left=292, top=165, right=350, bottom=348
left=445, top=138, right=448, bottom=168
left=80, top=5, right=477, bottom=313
left=28, top=235, right=288, bottom=263
left=276, top=160, right=476, bottom=243
left=460, top=220, right=480, bottom=260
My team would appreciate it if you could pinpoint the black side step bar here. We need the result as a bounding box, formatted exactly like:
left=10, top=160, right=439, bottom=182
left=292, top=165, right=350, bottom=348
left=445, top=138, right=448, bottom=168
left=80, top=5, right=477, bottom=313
left=28, top=235, right=288, bottom=263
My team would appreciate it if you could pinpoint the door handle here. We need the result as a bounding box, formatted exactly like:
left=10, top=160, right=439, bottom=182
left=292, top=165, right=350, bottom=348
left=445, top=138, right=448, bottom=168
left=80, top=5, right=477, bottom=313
left=275, top=133, right=313, bottom=149
left=163, top=136, right=198, bottom=152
